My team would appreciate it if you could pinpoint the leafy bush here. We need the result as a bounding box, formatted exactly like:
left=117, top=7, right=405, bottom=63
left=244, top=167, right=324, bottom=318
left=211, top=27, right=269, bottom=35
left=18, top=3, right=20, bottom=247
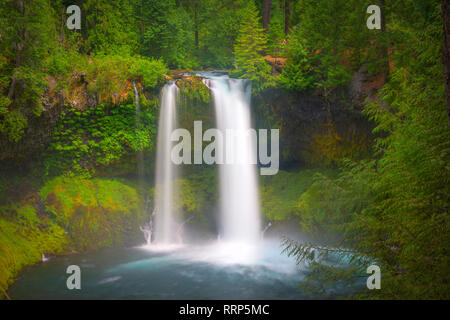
left=46, top=102, right=157, bottom=175
left=86, top=55, right=167, bottom=104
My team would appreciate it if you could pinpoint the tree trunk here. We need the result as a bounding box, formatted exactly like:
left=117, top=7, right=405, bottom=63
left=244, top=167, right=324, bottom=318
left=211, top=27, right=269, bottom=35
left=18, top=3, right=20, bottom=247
left=263, top=0, right=272, bottom=32
left=194, top=0, right=199, bottom=49
left=284, top=0, right=291, bottom=35
left=443, top=0, right=450, bottom=125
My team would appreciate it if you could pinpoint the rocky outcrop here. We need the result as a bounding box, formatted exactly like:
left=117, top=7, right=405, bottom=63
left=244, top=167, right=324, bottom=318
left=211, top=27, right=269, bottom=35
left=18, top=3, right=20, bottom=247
left=254, top=86, right=373, bottom=167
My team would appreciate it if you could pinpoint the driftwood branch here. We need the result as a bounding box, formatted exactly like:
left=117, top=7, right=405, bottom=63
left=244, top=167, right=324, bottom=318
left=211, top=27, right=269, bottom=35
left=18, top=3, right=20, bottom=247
left=0, top=287, right=11, bottom=300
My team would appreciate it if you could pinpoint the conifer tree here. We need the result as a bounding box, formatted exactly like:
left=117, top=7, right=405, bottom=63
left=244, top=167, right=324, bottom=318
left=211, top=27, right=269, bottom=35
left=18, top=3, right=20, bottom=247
left=234, top=0, right=274, bottom=92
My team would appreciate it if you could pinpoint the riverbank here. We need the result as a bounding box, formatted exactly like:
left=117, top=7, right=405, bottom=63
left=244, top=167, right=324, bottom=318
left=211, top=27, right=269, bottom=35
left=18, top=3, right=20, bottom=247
left=0, top=176, right=145, bottom=299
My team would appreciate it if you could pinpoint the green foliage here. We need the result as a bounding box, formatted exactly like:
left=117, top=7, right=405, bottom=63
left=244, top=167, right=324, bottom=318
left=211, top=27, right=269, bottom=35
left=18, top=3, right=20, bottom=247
left=174, top=169, right=218, bottom=226
left=129, top=57, right=169, bottom=89
left=0, top=202, right=69, bottom=298
left=83, top=0, right=139, bottom=55
left=13, top=67, right=47, bottom=116
left=0, top=0, right=56, bottom=142
left=86, top=55, right=167, bottom=103
left=176, top=76, right=211, bottom=104
left=40, top=54, right=166, bottom=175
left=302, top=124, right=371, bottom=166
left=297, top=262, right=362, bottom=297
left=0, top=0, right=448, bottom=301
left=279, top=0, right=368, bottom=93
left=285, top=1, right=450, bottom=298
left=280, top=0, right=450, bottom=299
left=295, top=163, right=374, bottom=238
left=278, top=34, right=319, bottom=91
left=46, top=46, right=86, bottom=78
left=0, top=175, right=143, bottom=298
left=260, top=169, right=336, bottom=221
left=40, top=176, right=142, bottom=249
left=195, top=0, right=250, bottom=68
left=265, top=5, right=286, bottom=57
left=233, top=1, right=275, bottom=92
left=0, top=109, right=28, bottom=143
left=140, top=0, right=197, bottom=69
left=46, top=102, right=157, bottom=175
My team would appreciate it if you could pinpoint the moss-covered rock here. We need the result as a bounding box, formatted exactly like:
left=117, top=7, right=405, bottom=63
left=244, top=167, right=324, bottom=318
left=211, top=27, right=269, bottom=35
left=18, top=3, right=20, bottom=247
left=260, top=169, right=328, bottom=221
left=40, top=176, right=142, bottom=251
left=176, top=76, right=211, bottom=104
left=0, top=176, right=143, bottom=299
left=175, top=169, right=218, bottom=229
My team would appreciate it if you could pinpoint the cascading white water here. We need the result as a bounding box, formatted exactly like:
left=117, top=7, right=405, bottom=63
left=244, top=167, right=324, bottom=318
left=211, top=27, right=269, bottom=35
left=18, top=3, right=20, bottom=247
left=149, top=74, right=261, bottom=255
left=153, top=82, right=180, bottom=244
left=207, top=76, right=261, bottom=245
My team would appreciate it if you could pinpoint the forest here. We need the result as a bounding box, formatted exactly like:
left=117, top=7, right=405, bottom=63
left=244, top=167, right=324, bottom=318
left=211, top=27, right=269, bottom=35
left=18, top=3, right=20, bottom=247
left=0, top=0, right=449, bottom=300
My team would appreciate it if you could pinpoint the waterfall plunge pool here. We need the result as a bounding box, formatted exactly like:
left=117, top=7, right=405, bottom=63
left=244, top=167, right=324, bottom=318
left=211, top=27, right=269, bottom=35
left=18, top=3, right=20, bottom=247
left=7, top=239, right=364, bottom=299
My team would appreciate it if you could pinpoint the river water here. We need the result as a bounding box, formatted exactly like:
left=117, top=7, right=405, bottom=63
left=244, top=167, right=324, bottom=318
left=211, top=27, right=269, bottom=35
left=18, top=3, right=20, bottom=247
left=8, top=239, right=363, bottom=299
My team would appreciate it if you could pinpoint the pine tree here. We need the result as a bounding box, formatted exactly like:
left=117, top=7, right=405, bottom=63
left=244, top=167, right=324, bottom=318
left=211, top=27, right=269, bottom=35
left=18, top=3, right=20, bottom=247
left=234, top=0, right=274, bottom=92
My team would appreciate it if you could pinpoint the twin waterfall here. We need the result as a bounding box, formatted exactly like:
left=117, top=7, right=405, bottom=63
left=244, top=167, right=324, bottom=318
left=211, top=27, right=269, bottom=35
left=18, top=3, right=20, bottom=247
left=154, top=83, right=179, bottom=244
left=207, top=78, right=261, bottom=244
left=146, top=74, right=261, bottom=248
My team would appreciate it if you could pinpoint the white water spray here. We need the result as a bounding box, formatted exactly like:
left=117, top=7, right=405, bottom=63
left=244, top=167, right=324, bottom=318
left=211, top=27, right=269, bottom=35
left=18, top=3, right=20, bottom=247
left=153, top=83, right=180, bottom=244
left=206, top=76, right=261, bottom=245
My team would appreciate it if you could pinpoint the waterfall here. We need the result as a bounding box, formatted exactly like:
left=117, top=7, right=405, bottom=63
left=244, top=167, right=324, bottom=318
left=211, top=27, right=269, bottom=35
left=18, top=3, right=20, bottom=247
left=207, top=76, right=261, bottom=245
left=153, top=83, right=180, bottom=244
left=149, top=73, right=261, bottom=251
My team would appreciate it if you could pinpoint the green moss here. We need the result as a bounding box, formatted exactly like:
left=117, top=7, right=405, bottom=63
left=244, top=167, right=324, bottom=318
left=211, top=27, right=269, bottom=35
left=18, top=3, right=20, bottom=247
left=41, top=176, right=141, bottom=251
left=176, top=76, right=210, bottom=104
left=260, top=169, right=337, bottom=221
left=302, top=125, right=370, bottom=166
left=0, top=202, right=68, bottom=298
left=0, top=176, right=143, bottom=299
left=174, top=169, right=218, bottom=227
